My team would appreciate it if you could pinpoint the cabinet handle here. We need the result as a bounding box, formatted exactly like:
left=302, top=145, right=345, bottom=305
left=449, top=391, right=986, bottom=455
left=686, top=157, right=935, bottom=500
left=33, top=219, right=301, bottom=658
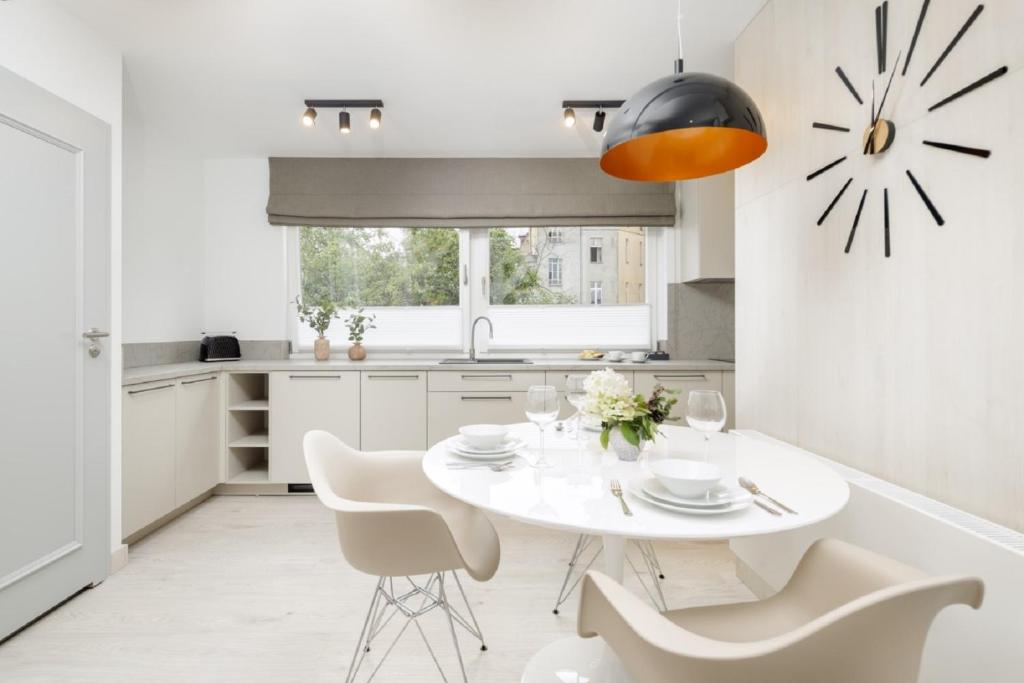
left=653, top=374, right=707, bottom=381
left=460, top=374, right=512, bottom=381
left=460, top=395, right=513, bottom=401
left=288, top=375, right=341, bottom=380
left=182, top=376, right=217, bottom=385
left=127, top=383, right=174, bottom=395
left=366, top=374, right=420, bottom=380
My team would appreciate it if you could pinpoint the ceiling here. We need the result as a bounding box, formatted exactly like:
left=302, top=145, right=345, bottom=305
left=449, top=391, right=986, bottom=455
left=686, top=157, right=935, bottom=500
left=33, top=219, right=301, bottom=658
left=56, top=0, right=767, bottom=158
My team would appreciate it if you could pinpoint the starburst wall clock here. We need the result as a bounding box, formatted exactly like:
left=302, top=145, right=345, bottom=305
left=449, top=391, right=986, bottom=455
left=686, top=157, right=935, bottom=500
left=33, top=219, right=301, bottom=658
left=807, top=0, right=1008, bottom=257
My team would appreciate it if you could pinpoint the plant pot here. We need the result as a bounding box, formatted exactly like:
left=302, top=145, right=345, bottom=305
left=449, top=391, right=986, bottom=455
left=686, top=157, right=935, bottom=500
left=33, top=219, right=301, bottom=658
left=313, top=336, right=331, bottom=361
left=347, top=342, right=366, bottom=361
left=608, top=427, right=648, bottom=462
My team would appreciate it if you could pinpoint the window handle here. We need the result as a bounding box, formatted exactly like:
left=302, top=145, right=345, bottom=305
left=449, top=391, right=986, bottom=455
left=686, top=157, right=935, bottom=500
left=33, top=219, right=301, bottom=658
left=463, top=264, right=468, bottom=285
left=481, top=276, right=487, bottom=296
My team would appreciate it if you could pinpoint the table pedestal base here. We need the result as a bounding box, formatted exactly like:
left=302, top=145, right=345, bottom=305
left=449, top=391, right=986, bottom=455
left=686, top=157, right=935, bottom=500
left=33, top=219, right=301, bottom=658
left=520, top=636, right=630, bottom=683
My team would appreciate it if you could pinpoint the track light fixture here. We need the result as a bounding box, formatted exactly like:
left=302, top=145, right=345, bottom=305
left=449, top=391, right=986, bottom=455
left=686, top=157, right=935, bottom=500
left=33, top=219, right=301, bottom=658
left=301, top=99, right=384, bottom=134
left=561, top=100, right=624, bottom=134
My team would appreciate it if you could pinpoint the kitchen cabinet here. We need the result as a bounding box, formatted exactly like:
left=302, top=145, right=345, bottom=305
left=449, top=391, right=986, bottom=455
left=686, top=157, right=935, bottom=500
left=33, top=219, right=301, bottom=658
left=676, top=172, right=735, bottom=282
left=428, top=370, right=540, bottom=393
left=175, top=374, right=222, bottom=505
left=427, top=392, right=529, bottom=447
left=361, top=371, right=427, bottom=450
left=122, top=381, right=177, bottom=538
left=635, top=370, right=723, bottom=423
left=269, top=372, right=359, bottom=483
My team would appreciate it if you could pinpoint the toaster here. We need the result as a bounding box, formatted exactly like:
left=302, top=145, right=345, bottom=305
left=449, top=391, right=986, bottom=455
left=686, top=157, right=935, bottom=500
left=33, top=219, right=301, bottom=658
left=200, top=334, right=241, bottom=362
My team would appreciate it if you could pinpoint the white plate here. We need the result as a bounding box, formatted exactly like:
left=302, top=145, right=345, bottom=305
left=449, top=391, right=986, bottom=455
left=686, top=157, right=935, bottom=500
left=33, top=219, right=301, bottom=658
left=627, top=478, right=752, bottom=516
left=446, top=436, right=525, bottom=461
left=448, top=435, right=525, bottom=454
left=640, top=476, right=752, bottom=509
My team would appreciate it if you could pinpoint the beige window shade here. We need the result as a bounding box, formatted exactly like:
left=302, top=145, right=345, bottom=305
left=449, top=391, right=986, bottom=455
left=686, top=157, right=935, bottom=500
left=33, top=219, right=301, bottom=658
left=266, top=157, right=675, bottom=227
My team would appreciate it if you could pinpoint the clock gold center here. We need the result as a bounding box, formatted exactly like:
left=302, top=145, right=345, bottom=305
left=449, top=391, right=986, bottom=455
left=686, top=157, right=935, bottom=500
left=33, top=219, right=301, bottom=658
left=862, top=118, right=896, bottom=155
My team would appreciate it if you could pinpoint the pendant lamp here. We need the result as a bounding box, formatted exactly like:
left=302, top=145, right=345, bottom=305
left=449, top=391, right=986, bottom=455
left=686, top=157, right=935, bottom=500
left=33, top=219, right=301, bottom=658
left=600, top=8, right=767, bottom=181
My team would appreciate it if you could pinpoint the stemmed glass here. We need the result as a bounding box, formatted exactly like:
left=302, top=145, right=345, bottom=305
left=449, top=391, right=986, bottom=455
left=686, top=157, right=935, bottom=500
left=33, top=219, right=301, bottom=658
left=526, top=385, right=559, bottom=469
left=686, top=389, right=727, bottom=462
left=564, top=375, right=588, bottom=440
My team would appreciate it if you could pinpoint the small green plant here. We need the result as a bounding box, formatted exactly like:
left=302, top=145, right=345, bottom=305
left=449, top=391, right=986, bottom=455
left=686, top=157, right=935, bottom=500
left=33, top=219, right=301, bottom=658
left=345, top=308, right=376, bottom=344
left=295, top=296, right=339, bottom=337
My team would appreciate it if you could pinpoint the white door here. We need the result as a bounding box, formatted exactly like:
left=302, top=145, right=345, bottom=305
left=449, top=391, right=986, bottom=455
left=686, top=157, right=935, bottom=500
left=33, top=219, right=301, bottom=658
left=0, top=66, right=111, bottom=640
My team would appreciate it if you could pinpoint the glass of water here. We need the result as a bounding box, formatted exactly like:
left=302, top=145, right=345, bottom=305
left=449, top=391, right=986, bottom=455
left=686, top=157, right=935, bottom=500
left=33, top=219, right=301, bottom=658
left=526, top=385, right=559, bottom=468
left=686, top=389, right=727, bottom=461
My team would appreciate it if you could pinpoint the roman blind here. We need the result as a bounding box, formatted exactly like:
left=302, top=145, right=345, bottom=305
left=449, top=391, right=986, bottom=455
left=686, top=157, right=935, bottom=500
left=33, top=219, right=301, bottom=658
left=266, top=157, right=676, bottom=227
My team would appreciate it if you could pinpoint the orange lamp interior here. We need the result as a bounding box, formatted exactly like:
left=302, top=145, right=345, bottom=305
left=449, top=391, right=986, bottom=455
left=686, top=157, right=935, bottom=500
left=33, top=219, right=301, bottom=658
left=601, top=127, right=768, bottom=181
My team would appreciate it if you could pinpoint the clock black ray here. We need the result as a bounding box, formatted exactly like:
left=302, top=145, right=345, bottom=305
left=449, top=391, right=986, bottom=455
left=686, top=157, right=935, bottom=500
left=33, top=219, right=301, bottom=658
left=817, top=178, right=853, bottom=226
left=906, top=169, right=944, bottom=226
left=929, top=66, right=1008, bottom=112
left=875, top=1, right=889, bottom=75
left=806, top=156, right=847, bottom=181
left=920, top=4, right=984, bottom=87
left=884, top=188, right=891, bottom=258
left=845, top=189, right=868, bottom=254
left=812, top=122, right=850, bottom=132
left=903, top=0, right=931, bottom=76
left=835, top=67, right=864, bottom=105
left=922, top=140, right=991, bottom=158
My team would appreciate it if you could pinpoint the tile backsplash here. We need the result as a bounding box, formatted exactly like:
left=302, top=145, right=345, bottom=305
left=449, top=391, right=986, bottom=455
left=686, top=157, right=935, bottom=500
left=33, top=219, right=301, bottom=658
left=666, top=282, right=734, bottom=360
left=123, top=340, right=290, bottom=368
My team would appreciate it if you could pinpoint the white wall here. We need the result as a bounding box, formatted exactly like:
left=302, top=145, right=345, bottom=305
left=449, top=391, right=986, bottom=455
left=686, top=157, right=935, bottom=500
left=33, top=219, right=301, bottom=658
left=0, top=0, right=124, bottom=550
left=734, top=0, right=1024, bottom=531
left=203, top=159, right=289, bottom=340
left=121, top=76, right=205, bottom=343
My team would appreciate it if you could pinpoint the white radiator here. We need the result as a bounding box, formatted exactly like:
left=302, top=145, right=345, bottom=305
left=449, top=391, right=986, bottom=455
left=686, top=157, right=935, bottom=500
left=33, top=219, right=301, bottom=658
left=729, top=430, right=1024, bottom=683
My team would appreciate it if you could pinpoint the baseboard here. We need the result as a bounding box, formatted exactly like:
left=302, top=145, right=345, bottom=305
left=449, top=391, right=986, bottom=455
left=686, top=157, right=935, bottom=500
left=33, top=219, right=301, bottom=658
left=109, top=544, right=129, bottom=574
left=734, top=556, right=775, bottom=599
left=122, top=490, right=214, bottom=546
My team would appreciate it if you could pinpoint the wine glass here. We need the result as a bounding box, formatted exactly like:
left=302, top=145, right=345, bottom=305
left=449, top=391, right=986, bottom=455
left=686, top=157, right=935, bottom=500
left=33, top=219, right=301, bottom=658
left=526, top=385, right=559, bottom=468
left=686, top=390, right=727, bottom=461
left=565, top=375, right=588, bottom=439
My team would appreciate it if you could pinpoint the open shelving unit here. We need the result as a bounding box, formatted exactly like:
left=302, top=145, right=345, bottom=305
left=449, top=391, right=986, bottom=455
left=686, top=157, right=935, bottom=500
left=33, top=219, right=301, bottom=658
left=225, top=373, right=270, bottom=483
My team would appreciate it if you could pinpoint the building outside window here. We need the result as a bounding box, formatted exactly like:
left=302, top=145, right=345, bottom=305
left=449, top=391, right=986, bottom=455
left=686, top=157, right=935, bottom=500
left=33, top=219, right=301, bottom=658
left=589, top=237, right=602, bottom=264
left=590, top=281, right=603, bottom=305
left=546, top=228, right=563, bottom=242
left=625, top=238, right=630, bottom=264
left=547, top=256, right=562, bottom=287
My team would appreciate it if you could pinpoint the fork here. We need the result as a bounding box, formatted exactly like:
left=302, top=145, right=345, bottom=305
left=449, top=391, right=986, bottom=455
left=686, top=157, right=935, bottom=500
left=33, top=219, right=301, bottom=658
left=447, top=462, right=515, bottom=472
left=610, top=479, right=633, bottom=516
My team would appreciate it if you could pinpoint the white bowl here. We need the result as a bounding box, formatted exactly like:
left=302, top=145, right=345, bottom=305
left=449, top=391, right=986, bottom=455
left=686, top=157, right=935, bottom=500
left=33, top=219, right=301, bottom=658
left=648, top=459, right=722, bottom=499
left=458, top=424, right=509, bottom=450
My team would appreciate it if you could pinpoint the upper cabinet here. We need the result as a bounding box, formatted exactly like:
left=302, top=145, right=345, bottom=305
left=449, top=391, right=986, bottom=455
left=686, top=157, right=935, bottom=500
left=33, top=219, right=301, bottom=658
left=676, top=172, right=735, bottom=283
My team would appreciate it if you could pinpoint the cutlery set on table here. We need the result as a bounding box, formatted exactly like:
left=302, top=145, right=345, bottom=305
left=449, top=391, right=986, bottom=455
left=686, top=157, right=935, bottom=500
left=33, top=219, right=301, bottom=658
left=444, top=424, right=525, bottom=471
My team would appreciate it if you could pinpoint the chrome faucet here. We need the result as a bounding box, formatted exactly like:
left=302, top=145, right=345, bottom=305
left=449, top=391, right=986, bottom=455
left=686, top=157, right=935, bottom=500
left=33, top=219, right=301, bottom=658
left=469, top=316, right=494, bottom=361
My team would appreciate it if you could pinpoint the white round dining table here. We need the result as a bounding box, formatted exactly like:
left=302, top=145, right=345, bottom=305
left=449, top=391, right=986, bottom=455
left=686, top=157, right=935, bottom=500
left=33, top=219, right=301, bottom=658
left=422, top=423, right=850, bottom=683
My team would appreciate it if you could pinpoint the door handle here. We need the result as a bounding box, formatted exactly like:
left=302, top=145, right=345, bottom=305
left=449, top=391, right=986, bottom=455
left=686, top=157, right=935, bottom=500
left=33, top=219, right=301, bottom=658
left=460, top=374, right=513, bottom=381
left=460, top=395, right=513, bottom=401
left=182, top=376, right=217, bottom=385
left=82, top=328, right=110, bottom=339
left=366, top=375, right=421, bottom=380
left=288, top=375, right=341, bottom=380
left=653, top=374, right=707, bottom=381
left=127, top=384, right=174, bottom=395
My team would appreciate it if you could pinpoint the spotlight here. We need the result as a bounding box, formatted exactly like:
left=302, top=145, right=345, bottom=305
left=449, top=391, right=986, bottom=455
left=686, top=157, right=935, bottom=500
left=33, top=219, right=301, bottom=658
left=302, top=107, right=317, bottom=127
left=369, top=107, right=382, bottom=129
left=593, top=110, right=606, bottom=133
left=339, top=111, right=351, bottom=134
left=563, top=107, right=576, bottom=128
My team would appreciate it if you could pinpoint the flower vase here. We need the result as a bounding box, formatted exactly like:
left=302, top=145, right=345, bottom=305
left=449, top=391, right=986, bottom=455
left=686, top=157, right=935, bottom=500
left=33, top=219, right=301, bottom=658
left=348, top=342, right=366, bottom=361
left=609, top=427, right=648, bottom=462
left=313, top=336, right=330, bottom=361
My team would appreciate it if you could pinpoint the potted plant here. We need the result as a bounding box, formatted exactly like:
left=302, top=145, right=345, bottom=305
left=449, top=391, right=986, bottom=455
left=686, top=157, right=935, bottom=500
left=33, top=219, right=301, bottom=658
left=344, top=308, right=376, bottom=361
left=582, top=369, right=678, bottom=461
left=295, top=296, right=339, bottom=361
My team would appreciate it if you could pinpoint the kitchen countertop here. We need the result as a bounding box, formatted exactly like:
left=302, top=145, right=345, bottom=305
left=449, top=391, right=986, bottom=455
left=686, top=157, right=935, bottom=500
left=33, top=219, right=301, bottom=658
left=122, top=358, right=736, bottom=386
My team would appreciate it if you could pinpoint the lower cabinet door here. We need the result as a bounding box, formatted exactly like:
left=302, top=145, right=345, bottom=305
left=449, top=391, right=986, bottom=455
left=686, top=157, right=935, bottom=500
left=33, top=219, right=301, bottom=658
left=175, top=374, right=222, bottom=505
left=634, top=371, right=723, bottom=422
left=427, top=392, right=528, bottom=447
left=269, top=372, right=359, bottom=484
left=361, top=372, right=427, bottom=451
left=122, top=381, right=177, bottom=538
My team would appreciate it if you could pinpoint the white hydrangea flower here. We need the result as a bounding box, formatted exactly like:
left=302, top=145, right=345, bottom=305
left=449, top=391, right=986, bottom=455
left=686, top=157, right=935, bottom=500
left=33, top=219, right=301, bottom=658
left=583, top=369, right=635, bottom=422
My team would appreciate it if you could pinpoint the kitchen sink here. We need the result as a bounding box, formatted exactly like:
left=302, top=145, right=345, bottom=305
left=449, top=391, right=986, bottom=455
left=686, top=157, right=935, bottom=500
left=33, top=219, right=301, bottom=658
left=438, top=358, right=533, bottom=364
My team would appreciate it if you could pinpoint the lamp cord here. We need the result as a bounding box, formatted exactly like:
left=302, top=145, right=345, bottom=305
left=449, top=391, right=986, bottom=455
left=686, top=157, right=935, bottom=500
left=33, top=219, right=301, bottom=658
left=676, top=0, right=684, bottom=59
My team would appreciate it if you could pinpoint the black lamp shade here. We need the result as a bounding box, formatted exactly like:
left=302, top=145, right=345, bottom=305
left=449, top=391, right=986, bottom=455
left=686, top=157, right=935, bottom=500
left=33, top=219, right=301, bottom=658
left=601, top=70, right=767, bottom=181
left=338, top=110, right=351, bottom=133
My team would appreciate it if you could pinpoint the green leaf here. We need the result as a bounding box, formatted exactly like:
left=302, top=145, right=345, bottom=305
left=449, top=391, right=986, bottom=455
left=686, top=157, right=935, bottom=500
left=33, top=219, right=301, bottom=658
left=620, top=422, right=640, bottom=446
left=599, top=427, right=610, bottom=450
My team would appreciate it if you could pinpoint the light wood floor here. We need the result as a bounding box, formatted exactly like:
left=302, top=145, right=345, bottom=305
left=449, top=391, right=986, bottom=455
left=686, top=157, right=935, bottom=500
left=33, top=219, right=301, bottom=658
left=0, top=495, right=754, bottom=682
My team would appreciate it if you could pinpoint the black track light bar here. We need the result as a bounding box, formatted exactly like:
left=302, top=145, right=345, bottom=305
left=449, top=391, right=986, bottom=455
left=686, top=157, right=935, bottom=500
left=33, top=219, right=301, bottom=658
left=561, top=100, right=625, bottom=109
left=304, top=99, right=384, bottom=108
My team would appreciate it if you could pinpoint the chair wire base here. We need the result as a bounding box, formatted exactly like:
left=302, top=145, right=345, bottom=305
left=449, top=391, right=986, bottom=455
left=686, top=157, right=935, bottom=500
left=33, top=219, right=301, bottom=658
left=552, top=535, right=668, bottom=614
left=346, top=571, right=486, bottom=683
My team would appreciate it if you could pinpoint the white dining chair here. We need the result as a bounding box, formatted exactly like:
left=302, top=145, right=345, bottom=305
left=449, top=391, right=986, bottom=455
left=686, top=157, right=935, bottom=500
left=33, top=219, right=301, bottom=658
left=304, top=430, right=501, bottom=683
left=577, top=538, right=983, bottom=683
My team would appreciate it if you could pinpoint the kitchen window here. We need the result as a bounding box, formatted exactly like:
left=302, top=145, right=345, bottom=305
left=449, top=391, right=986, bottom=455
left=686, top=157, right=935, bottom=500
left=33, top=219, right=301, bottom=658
left=290, top=225, right=657, bottom=351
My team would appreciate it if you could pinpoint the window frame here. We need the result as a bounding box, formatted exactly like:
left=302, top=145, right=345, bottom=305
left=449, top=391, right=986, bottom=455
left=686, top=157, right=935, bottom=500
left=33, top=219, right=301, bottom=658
left=547, top=255, right=563, bottom=287
left=287, top=226, right=663, bottom=355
